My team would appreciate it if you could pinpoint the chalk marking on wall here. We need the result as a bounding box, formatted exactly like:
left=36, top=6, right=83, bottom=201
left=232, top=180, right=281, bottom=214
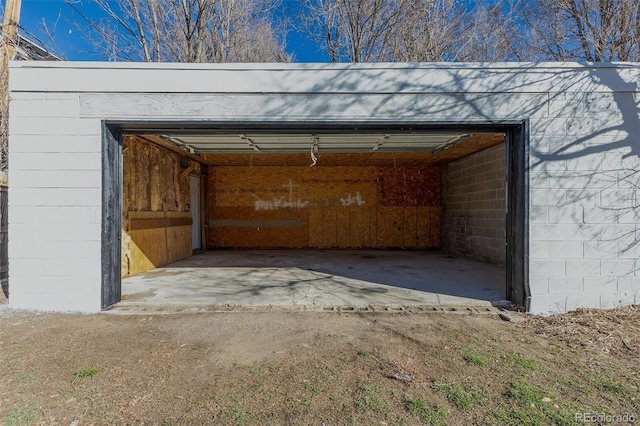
left=340, top=192, right=365, bottom=207
left=251, top=181, right=366, bottom=211
left=283, top=179, right=298, bottom=203
left=253, top=195, right=311, bottom=211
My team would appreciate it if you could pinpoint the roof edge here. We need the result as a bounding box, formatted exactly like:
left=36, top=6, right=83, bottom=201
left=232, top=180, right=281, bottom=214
left=9, top=60, right=640, bottom=72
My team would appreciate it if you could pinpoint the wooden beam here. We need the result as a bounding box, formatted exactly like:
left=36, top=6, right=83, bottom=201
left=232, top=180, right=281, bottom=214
left=178, top=166, right=193, bottom=180
left=2, top=0, right=22, bottom=60
left=135, top=134, right=212, bottom=165
left=129, top=217, right=193, bottom=231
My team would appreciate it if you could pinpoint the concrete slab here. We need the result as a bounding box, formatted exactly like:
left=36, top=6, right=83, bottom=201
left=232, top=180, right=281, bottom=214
left=118, top=250, right=507, bottom=310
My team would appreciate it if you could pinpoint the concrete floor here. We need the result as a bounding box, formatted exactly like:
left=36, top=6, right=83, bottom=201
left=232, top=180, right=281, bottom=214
left=119, top=250, right=508, bottom=309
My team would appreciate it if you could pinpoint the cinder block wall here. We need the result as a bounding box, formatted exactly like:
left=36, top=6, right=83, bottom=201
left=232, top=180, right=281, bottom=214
left=528, top=91, right=640, bottom=313
left=7, top=62, right=639, bottom=314
left=8, top=92, right=103, bottom=312
left=441, top=145, right=506, bottom=264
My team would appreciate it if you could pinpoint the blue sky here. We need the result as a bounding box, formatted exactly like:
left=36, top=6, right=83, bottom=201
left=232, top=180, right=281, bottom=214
left=12, top=0, right=329, bottom=61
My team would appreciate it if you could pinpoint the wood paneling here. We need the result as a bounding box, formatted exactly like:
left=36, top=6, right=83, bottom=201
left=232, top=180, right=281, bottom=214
left=349, top=207, right=366, bottom=247
left=122, top=136, right=204, bottom=277
left=124, top=211, right=192, bottom=277
left=376, top=207, right=404, bottom=247
left=403, top=206, right=418, bottom=247
left=129, top=217, right=192, bottom=231
left=322, top=209, right=337, bottom=247
left=209, top=206, right=309, bottom=247
left=417, top=207, right=441, bottom=247
left=208, top=166, right=442, bottom=249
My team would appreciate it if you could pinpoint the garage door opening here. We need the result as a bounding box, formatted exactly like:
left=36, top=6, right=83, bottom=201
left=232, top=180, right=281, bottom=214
left=103, top=123, right=528, bottom=310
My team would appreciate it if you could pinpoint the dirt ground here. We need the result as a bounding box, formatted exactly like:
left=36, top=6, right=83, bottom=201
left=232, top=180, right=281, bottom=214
left=0, top=303, right=638, bottom=426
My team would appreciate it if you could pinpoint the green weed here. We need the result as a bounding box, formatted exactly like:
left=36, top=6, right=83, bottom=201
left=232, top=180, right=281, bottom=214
left=406, top=397, right=447, bottom=425
left=505, top=353, right=540, bottom=371
left=462, top=348, right=488, bottom=366
left=357, top=349, right=371, bottom=358
left=218, top=406, right=247, bottom=425
left=3, top=403, right=37, bottom=426
left=433, top=382, right=486, bottom=411
left=72, top=366, right=98, bottom=383
left=357, top=384, right=389, bottom=414
left=493, top=379, right=574, bottom=426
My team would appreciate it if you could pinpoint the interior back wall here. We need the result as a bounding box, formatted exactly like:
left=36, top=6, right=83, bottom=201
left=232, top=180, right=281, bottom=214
left=207, top=166, right=441, bottom=249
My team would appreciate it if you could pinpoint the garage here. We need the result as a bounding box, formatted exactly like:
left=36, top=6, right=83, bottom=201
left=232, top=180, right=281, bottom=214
left=116, top=126, right=513, bottom=309
left=9, top=61, right=637, bottom=314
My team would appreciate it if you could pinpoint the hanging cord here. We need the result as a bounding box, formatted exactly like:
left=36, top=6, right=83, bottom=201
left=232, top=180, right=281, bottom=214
left=310, top=134, right=319, bottom=167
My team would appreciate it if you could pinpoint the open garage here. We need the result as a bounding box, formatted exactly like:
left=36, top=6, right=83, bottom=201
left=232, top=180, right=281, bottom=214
left=118, top=129, right=510, bottom=309
left=8, top=61, right=639, bottom=314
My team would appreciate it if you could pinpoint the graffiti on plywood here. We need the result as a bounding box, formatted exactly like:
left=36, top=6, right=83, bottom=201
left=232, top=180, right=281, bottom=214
left=252, top=179, right=366, bottom=211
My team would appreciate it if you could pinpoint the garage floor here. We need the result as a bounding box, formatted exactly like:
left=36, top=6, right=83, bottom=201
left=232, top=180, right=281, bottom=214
left=119, top=250, right=508, bottom=309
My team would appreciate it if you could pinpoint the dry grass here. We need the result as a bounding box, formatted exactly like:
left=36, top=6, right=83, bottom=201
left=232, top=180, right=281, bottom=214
left=1, top=307, right=638, bottom=424
left=526, top=305, right=640, bottom=357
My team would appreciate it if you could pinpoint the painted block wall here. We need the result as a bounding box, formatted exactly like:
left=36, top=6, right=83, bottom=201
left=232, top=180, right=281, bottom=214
left=7, top=62, right=640, bottom=314
left=207, top=166, right=441, bottom=248
left=527, top=91, right=640, bottom=314
left=441, top=144, right=506, bottom=264
left=8, top=92, right=103, bottom=312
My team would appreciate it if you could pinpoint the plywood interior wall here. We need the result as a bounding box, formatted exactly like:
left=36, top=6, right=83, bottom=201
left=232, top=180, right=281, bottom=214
left=122, top=136, right=202, bottom=277
left=207, top=166, right=441, bottom=249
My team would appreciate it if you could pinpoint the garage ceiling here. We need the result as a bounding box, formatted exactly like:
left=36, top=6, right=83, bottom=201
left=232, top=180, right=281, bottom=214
left=159, top=132, right=472, bottom=153
left=134, top=132, right=505, bottom=166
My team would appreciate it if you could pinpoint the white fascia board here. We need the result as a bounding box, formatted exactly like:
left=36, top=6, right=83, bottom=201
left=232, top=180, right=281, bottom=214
left=9, top=61, right=640, bottom=95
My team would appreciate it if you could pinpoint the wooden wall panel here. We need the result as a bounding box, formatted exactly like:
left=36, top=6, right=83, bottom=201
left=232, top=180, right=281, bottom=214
left=349, top=207, right=365, bottom=247
left=322, top=208, right=337, bottom=247
left=122, top=136, right=202, bottom=277
left=377, top=167, right=440, bottom=206
left=403, top=206, right=417, bottom=248
left=208, top=166, right=442, bottom=249
left=209, top=206, right=309, bottom=247
left=417, top=207, right=442, bottom=247
left=416, top=207, right=432, bottom=247
left=127, top=228, right=167, bottom=276
left=362, top=207, right=371, bottom=247
left=336, top=208, right=350, bottom=247
left=124, top=211, right=192, bottom=277
left=309, top=209, right=324, bottom=247
left=376, top=207, right=404, bottom=247
left=430, top=207, right=442, bottom=247
left=368, top=207, right=377, bottom=247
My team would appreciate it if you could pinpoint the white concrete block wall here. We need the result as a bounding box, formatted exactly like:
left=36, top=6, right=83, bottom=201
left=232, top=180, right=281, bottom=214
left=441, top=144, right=506, bottom=264
left=7, top=62, right=640, bottom=314
left=527, top=89, right=640, bottom=314
left=8, top=91, right=103, bottom=312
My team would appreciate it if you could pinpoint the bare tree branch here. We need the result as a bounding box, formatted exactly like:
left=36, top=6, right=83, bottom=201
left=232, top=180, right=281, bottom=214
left=522, top=0, right=640, bottom=61
left=68, top=0, right=290, bottom=62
